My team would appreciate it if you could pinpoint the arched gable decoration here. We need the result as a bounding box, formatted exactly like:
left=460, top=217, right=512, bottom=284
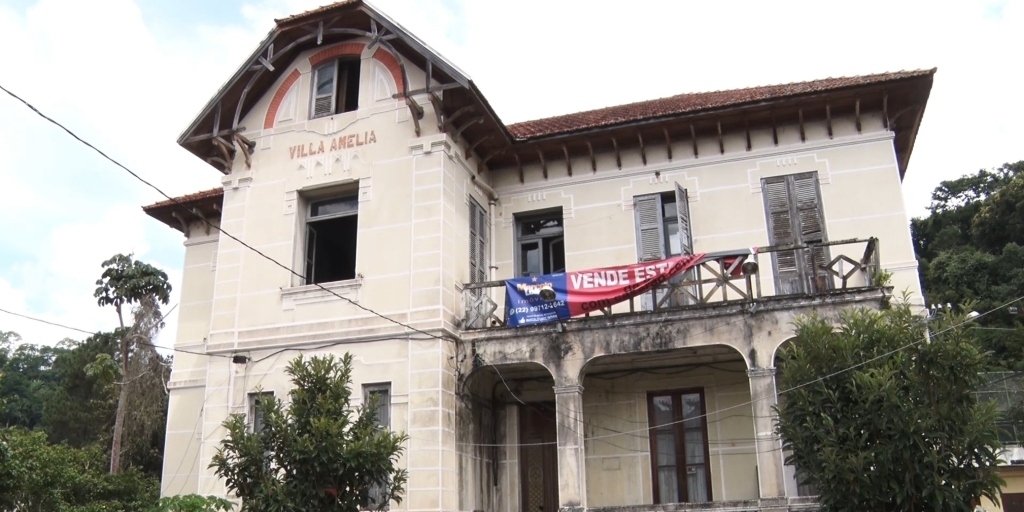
left=263, top=41, right=406, bottom=130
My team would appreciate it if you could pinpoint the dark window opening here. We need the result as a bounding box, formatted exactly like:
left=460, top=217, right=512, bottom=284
left=516, top=210, right=565, bottom=277
left=311, top=58, right=360, bottom=118
left=305, top=195, right=358, bottom=285
left=249, top=392, right=274, bottom=433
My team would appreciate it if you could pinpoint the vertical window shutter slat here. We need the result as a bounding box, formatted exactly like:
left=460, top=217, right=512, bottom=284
left=305, top=224, right=318, bottom=285
left=469, top=199, right=488, bottom=284
left=762, top=176, right=800, bottom=293
left=634, top=194, right=665, bottom=262
left=793, top=174, right=825, bottom=243
left=674, top=183, right=694, bottom=255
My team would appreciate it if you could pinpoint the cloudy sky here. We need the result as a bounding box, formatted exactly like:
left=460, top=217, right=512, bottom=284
left=0, top=0, right=1021, bottom=348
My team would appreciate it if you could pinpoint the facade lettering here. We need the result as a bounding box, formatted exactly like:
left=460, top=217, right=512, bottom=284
left=289, top=130, right=378, bottom=160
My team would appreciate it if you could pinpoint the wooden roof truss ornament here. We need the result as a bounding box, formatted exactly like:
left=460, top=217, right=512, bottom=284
left=716, top=121, right=724, bottom=154
left=453, top=117, right=484, bottom=142
left=514, top=153, right=523, bottom=183
left=637, top=133, right=647, bottom=166
left=744, top=119, right=751, bottom=151
left=882, top=91, right=889, bottom=129
left=478, top=148, right=505, bottom=174
left=663, top=128, right=672, bottom=161
left=798, top=108, right=806, bottom=142
left=771, top=112, right=779, bottom=146
left=585, top=139, right=596, bottom=172
left=855, top=98, right=862, bottom=133
left=467, top=135, right=494, bottom=161
left=825, top=103, right=833, bottom=139
left=535, top=147, right=548, bottom=179
left=562, top=144, right=572, bottom=177
left=690, top=124, right=698, bottom=158
left=611, top=137, right=621, bottom=169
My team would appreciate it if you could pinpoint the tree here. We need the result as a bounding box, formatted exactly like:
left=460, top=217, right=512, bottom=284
left=94, top=254, right=171, bottom=474
left=0, top=427, right=158, bottom=511
left=211, top=353, right=408, bottom=511
left=911, top=161, right=1024, bottom=371
left=151, top=494, right=234, bottom=512
left=775, top=300, right=1004, bottom=511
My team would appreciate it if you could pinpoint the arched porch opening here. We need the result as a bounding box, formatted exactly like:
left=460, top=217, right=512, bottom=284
left=577, top=345, right=757, bottom=508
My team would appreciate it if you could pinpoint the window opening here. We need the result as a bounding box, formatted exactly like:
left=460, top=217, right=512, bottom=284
left=311, top=58, right=360, bottom=119
left=515, top=210, right=565, bottom=277
left=634, top=184, right=695, bottom=308
left=363, top=383, right=392, bottom=509
left=249, top=391, right=274, bottom=433
left=469, top=199, right=489, bottom=292
left=305, top=194, right=358, bottom=285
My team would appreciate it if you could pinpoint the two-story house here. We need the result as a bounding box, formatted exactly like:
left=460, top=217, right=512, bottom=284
left=145, top=2, right=933, bottom=511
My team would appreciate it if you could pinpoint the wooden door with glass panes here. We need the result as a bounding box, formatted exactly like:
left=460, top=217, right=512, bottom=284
left=647, top=389, right=712, bottom=503
left=519, top=403, right=557, bottom=512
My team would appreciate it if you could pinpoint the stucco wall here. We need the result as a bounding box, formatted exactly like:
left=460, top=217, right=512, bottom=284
left=162, top=35, right=922, bottom=510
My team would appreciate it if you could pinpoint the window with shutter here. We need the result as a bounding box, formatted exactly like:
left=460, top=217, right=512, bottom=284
left=515, top=210, right=565, bottom=278
left=311, top=58, right=360, bottom=119
left=634, top=187, right=696, bottom=309
left=761, top=172, right=830, bottom=295
left=363, top=383, right=391, bottom=509
left=469, top=199, right=489, bottom=293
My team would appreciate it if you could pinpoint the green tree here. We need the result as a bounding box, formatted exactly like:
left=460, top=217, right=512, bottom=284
left=151, top=494, right=234, bottom=512
left=775, top=300, right=1004, bottom=511
left=211, top=353, right=408, bottom=511
left=93, top=254, right=171, bottom=474
left=0, top=427, right=158, bottom=511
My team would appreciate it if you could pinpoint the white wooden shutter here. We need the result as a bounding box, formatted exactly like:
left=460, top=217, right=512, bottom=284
left=762, top=172, right=829, bottom=295
left=634, top=194, right=665, bottom=262
left=674, top=183, right=693, bottom=255
left=674, top=183, right=696, bottom=305
left=792, top=173, right=830, bottom=291
left=304, top=224, right=318, bottom=285
left=763, top=176, right=801, bottom=294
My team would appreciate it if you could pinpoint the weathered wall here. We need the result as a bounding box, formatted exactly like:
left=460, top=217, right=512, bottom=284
left=983, top=465, right=1024, bottom=512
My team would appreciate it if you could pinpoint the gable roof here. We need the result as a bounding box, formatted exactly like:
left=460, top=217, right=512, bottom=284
left=507, top=69, right=935, bottom=140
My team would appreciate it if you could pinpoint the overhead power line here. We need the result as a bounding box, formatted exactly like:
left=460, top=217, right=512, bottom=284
left=0, top=83, right=449, bottom=345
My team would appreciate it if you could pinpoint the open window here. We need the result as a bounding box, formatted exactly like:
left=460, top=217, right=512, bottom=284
left=304, top=194, right=358, bottom=285
left=311, top=58, right=360, bottom=118
left=515, top=209, right=565, bottom=277
left=248, top=391, right=274, bottom=433
left=634, top=183, right=695, bottom=308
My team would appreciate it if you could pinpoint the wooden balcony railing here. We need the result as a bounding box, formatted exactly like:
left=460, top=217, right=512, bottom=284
left=461, top=237, right=880, bottom=330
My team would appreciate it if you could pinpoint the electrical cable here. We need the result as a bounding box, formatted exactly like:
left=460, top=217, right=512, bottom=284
left=0, top=304, right=229, bottom=358
left=462, top=295, right=1024, bottom=448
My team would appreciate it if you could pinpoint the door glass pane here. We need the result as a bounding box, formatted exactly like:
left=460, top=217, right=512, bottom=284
left=520, top=241, right=541, bottom=276
left=662, top=199, right=677, bottom=220
left=686, top=465, right=709, bottom=503
left=684, top=430, right=705, bottom=464
left=682, top=393, right=702, bottom=429
left=655, top=432, right=676, bottom=465
left=651, top=396, right=673, bottom=427
left=658, top=467, right=679, bottom=503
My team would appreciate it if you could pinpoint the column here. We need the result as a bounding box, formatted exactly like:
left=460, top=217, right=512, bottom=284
left=553, top=384, right=587, bottom=512
left=748, top=367, right=787, bottom=504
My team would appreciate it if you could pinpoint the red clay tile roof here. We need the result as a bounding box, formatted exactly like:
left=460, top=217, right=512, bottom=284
left=507, top=69, right=936, bottom=140
left=274, top=0, right=359, bottom=25
left=142, top=187, right=223, bottom=211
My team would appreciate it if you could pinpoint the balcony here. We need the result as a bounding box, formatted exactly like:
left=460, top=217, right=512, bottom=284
left=461, top=237, right=884, bottom=332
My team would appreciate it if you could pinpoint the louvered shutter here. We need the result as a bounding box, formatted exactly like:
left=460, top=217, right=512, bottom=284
left=312, top=62, right=337, bottom=118
left=469, top=199, right=488, bottom=287
left=674, top=184, right=697, bottom=305
left=762, top=172, right=829, bottom=295
left=634, top=194, right=665, bottom=262
left=792, top=173, right=830, bottom=291
left=763, top=176, right=801, bottom=294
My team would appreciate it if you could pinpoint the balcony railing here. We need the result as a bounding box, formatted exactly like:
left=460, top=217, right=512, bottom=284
left=461, top=238, right=881, bottom=330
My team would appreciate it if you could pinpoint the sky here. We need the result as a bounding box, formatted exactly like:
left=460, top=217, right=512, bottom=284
left=0, top=0, right=1021, bottom=348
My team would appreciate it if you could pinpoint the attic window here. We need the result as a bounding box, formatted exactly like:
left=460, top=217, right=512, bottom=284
left=311, top=58, right=360, bottom=118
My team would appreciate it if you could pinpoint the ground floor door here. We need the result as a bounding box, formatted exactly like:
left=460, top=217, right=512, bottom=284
left=520, top=403, right=558, bottom=512
left=1004, top=492, right=1024, bottom=512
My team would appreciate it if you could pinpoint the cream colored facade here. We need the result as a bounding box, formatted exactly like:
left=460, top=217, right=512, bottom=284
left=153, top=3, right=933, bottom=511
